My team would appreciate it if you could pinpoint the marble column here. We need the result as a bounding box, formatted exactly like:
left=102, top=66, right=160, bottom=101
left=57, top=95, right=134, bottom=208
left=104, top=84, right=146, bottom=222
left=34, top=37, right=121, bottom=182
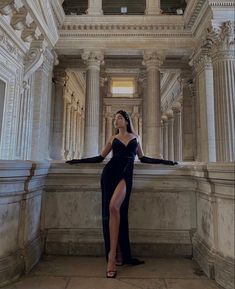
left=209, top=21, right=235, bottom=161
left=190, top=46, right=216, bottom=162
left=64, top=102, right=71, bottom=159
left=132, top=106, right=139, bottom=134
left=145, top=0, right=161, bottom=15
left=31, top=48, right=54, bottom=160
left=162, top=115, right=168, bottom=159
left=16, top=80, right=32, bottom=160
left=143, top=51, right=163, bottom=157
left=86, top=0, right=103, bottom=15
left=105, top=113, right=113, bottom=144
left=166, top=110, right=174, bottom=160
left=82, top=50, right=104, bottom=157
left=181, top=78, right=195, bottom=161
left=160, top=120, right=164, bottom=158
left=75, top=111, right=81, bottom=158
left=172, top=103, right=182, bottom=161
left=50, top=69, right=66, bottom=160
left=71, top=106, right=76, bottom=159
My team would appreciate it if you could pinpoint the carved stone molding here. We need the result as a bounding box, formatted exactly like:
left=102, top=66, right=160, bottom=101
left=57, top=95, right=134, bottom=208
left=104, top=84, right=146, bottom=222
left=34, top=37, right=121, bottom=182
left=23, top=40, right=45, bottom=81
left=143, top=51, right=163, bottom=69
left=81, top=50, right=104, bottom=68
left=0, top=0, right=14, bottom=16
left=53, top=68, right=67, bottom=86
left=0, top=30, right=23, bottom=60
left=207, top=21, right=235, bottom=54
left=189, top=46, right=212, bottom=74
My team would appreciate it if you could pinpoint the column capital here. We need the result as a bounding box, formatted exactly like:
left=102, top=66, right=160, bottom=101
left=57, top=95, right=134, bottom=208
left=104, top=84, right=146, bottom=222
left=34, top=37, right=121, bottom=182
left=81, top=50, right=104, bottom=68
left=161, top=115, right=168, bottom=123
left=172, top=102, right=182, bottom=113
left=207, top=21, right=235, bottom=57
left=53, top=69, right=67, bottom=86
left=189, top=45, right=212, bottom=73
left=143, top=51, right=164, bottom=69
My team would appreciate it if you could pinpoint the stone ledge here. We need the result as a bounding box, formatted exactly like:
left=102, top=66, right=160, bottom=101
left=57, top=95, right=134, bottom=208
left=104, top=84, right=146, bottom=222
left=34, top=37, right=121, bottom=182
left=45, top=228, right=193, bottom=257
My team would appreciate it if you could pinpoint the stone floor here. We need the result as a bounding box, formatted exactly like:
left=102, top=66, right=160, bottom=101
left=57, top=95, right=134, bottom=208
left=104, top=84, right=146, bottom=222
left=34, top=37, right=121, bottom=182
left=2, top=256, right=223, bottom=289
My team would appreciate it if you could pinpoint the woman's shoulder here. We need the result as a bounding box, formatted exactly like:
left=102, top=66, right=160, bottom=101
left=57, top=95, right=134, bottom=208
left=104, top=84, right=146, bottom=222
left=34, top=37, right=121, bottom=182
left=108, top=135, right=117, bottom=144
left=132, top=133, right=140, bottom=142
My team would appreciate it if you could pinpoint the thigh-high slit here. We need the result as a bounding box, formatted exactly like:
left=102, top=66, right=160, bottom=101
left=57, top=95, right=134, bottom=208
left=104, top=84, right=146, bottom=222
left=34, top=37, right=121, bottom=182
left=101, top=157, right=133, bottom=262
left=101, top=137, right=138, bottom=263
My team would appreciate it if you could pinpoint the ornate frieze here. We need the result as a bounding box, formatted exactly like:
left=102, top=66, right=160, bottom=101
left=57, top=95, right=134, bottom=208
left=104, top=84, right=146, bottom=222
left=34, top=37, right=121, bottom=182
left=60, top=23, right=191, bottom=40
left=0, top=29, right=23, bottom=60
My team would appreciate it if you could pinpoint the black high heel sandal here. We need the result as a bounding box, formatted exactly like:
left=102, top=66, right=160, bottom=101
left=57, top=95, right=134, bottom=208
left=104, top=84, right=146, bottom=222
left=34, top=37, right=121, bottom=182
left=106, top=254, right=117, bottom=278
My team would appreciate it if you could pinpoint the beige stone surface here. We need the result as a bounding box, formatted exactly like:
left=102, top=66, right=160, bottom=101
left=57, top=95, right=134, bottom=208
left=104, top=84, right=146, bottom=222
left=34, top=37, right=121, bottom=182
left=2, top=256, right=223, bottom=289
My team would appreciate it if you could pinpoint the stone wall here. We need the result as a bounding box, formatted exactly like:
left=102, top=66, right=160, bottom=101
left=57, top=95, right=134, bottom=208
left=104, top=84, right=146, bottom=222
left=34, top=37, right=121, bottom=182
left=0, top=161, right=49, bottom=287
left=193, top=163, right=235, bottom=289
left=44, top=161, right=234, bottom=289
left=44, top=162, right=196, bottom=257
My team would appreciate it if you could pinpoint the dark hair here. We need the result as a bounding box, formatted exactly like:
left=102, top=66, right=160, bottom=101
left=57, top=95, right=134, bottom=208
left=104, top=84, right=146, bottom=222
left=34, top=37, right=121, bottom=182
left=115, top=110, right=134, bottom=134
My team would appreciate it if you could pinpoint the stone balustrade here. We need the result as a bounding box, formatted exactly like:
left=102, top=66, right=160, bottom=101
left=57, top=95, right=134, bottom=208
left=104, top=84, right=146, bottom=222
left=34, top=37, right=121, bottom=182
left=0, top=161, right=234, bottom=289
left=0, top=160, right=50, bottom=287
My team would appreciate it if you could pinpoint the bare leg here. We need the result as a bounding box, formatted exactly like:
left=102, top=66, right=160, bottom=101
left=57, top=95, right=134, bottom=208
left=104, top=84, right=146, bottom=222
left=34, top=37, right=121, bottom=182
left=107, top=179, right=126, bottom=276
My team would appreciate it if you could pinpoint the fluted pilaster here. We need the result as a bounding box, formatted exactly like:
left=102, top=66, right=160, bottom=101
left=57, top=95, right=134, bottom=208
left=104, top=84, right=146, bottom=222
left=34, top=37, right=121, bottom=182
left=143, top=51, right=163, bottom=157
left=190, top=45, right=216, bottom=162
left=181, top=77, right=195, bottom=161
left=51, top=69, right=66, bottom=160
left=64, top=103, right=71, bottom=159
left=16, top=80, right=32, bottom=160
left=162, top=115, right=168, bottom=159
left=166, top=110, right=174, bottom=160
left=82, top=50, right=104, bottom=157
left=209, top=21, right=235, bottom=161
left=105, top=108, right=113, bottom=144
left=172, top=103, right=182, bottom=161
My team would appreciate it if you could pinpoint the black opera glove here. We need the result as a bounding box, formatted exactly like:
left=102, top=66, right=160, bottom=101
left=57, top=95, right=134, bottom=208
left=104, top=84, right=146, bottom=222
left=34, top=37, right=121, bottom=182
left=139, top=156, right=178, bottom=166
left=66, top=155, right=104, bottom=164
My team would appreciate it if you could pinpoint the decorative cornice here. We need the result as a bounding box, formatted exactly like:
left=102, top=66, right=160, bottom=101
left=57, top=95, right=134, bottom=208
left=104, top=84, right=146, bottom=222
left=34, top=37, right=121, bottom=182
left=184, top=0, right=205, bottom=30
left=208, top=1, right=235, bottom=7
left=0, top=29, right=24, bottom=61
left=59, top=22, right=192, bottom=39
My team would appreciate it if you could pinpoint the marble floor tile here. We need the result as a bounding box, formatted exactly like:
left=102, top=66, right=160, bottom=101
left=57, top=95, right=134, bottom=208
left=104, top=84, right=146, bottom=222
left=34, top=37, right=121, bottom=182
left=2, top=276, right=68, bottom=289
left=1, top=257, right=223, bottom=289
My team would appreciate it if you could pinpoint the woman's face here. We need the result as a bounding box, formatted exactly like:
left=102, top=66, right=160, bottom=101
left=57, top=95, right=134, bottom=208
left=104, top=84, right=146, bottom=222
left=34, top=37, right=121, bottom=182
left=114, top=113, right=127, bottom=129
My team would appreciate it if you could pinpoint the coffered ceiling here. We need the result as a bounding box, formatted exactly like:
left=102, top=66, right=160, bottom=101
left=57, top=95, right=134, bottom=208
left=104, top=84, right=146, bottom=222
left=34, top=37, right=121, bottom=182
left=62, top=0, right=187, bottom=15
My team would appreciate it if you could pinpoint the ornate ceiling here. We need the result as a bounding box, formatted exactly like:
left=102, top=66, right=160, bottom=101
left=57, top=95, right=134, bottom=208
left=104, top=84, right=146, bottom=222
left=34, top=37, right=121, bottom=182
left=62, top=0, right=187, bottom=15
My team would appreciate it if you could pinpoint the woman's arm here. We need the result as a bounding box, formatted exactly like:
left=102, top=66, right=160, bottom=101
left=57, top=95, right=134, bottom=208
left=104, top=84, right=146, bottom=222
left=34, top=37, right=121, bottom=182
left=136, top=141, right=177, bottom=165
left=66, top=136, right=114, bottom=164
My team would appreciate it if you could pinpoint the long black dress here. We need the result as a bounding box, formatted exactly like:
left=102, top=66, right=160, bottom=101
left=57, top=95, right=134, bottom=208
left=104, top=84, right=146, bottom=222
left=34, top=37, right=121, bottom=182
left=101, top=137, right=138, bottom=262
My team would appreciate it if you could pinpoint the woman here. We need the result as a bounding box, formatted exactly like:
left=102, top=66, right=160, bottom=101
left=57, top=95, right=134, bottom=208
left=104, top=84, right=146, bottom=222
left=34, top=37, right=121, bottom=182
left=66, top=110, right=177, bottom=278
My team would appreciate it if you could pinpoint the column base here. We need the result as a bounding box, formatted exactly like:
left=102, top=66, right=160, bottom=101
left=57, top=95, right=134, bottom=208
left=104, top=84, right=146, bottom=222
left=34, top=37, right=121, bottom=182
left=86, top=9, right=103, bottom=15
